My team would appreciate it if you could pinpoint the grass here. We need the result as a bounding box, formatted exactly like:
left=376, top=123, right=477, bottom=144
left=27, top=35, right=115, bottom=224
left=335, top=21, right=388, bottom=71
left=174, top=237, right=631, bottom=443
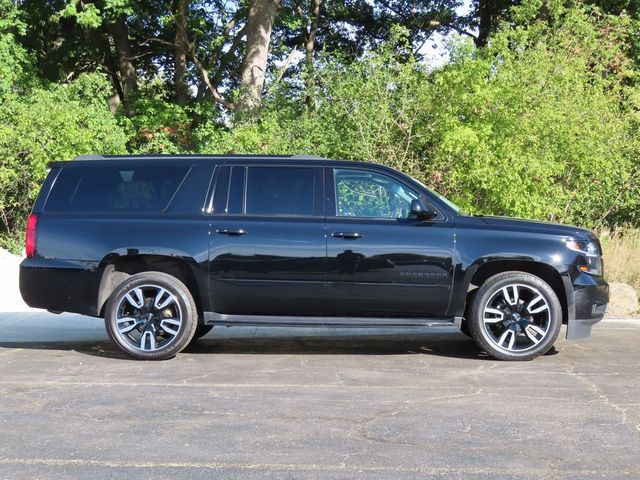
left=598, top=228, right=640, bottom=292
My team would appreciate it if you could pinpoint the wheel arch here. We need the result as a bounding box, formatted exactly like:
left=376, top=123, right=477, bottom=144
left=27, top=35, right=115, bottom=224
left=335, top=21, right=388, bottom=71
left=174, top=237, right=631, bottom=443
left=97, top=254, right=205, bottom=319
left=462, top=260, right=569, bottom=324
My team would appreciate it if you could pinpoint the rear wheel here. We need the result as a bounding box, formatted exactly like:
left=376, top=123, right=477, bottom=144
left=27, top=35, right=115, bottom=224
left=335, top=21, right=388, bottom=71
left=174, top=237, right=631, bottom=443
left=469, top=271, right=561, bottom=361
left=105, top=271, right=198, bottom=360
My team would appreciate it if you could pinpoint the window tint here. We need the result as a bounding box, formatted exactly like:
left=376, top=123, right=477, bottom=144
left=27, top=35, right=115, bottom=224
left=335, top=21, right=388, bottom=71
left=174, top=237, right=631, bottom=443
left=246, top=167, right=315, bottom=216
left=227, top=167, right=245, bottom=214
left=334, top=169, right=418, bottom=218
left=211, top=166, right=230, bottom=214
left=45, top=165, right=189, bottom=213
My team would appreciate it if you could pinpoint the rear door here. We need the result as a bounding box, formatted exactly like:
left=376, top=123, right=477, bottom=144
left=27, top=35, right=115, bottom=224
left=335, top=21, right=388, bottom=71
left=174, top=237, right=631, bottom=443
left=208, top=163, right=326, bottom=315
left=324, top=166, right=455, bottom=317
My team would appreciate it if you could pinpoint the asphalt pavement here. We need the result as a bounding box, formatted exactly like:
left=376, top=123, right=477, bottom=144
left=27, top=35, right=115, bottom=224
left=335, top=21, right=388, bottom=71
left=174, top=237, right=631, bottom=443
left=0, top=308, right=639, bottom=480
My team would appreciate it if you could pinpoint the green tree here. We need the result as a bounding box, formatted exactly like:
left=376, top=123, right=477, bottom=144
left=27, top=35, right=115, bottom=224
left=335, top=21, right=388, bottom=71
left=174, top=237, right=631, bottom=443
left=426, top=1, right=640, bottom=226
left=0, top=73, right=128, bottom=251
left=196, top=1, right=640, bottom=229
left=0, top=0, right=32, bottom=95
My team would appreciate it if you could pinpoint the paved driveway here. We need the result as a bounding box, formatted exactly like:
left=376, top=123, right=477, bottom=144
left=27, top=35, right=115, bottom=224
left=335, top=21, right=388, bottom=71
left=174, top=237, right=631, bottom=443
left=0, top=308, right=639, bottom=479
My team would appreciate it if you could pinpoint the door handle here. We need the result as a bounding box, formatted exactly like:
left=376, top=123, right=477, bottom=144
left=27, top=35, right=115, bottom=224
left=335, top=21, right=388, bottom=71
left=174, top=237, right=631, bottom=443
left=331, top=232, right=363, bottom=239
left=216, top=229, right=247, bottom=236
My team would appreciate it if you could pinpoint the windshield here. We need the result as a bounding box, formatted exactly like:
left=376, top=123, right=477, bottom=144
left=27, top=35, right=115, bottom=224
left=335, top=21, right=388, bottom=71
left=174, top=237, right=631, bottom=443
left=413, top=178, right=462, bottom=214
left=435, top=192, right=462, bottom=213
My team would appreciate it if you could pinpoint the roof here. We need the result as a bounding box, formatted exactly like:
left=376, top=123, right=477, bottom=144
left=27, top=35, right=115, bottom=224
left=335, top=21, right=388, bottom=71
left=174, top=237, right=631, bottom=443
left=50, top=154, right=398, bottom=173
left=72, top=154, right=328, bottom=162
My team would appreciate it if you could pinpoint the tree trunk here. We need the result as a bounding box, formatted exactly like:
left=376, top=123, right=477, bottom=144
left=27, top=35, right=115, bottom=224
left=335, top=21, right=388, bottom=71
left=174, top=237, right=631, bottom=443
left=476, top=0, right=494, bottom=48
left=93, top=28, right=124, bottom=113
left=110, top=16, right=138, bottom=99
left=300, top=0, right=321, bottom=111
left=237, top=0, right=280, bottom=112
left=174, top=0, right=190, bottom=105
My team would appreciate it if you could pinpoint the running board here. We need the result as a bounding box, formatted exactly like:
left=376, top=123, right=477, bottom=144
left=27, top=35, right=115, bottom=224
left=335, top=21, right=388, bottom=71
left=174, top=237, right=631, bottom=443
left=204, top=312, right=462, bottom=329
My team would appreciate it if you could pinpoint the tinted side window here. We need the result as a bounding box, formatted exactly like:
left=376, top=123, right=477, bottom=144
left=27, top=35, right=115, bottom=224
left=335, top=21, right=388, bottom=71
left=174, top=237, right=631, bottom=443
left=334, top=169, right=418, bottom=218
left=45, top=165, right=190, bottom=213
left=210, top=166, right=245, bottom=215
left=245, top=167, right=316, bottom=216
left=227, top=167, right=245, bottom=214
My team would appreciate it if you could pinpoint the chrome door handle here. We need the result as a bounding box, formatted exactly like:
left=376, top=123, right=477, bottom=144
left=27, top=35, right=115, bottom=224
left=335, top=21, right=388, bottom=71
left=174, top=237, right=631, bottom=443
left=331, top=232, right=363, bottom=239
left=216, top=229, right=247, bottom=236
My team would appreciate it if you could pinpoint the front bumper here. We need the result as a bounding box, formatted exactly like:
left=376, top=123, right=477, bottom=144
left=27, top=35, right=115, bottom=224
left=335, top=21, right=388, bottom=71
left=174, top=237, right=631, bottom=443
left=565, top=272, right=609, bottom=340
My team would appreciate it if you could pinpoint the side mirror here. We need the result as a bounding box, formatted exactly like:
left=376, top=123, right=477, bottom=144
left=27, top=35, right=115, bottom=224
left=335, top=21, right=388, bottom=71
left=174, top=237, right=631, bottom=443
left=410, top=199, right=437, bottom=220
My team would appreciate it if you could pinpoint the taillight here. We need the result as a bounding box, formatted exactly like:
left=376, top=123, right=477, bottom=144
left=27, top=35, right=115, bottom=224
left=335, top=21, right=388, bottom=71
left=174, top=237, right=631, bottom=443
left=25, top=213, right=38, bottom=258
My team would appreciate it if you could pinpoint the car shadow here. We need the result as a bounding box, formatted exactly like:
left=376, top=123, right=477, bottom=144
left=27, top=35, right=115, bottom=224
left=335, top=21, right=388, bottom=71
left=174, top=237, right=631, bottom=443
left=0, top=310, right=492, bottom=360
left=185, top=327, right=491, bottom=360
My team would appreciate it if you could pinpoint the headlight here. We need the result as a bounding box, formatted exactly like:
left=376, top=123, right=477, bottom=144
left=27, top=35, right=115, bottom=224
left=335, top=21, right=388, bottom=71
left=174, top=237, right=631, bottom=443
left=566, top=239, right=603, bottom=276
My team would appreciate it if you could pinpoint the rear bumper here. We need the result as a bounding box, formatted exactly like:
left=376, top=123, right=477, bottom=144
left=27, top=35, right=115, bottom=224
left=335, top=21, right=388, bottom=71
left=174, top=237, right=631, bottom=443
left=20, top=258, right=101, bottom=316
left=565, top=272, right=609, bottom=340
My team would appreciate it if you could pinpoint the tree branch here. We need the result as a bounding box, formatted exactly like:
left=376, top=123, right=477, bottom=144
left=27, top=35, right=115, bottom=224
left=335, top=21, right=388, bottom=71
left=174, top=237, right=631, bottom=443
left=429, top=20, right=478, bottom=41
left=221, top=7, right=246, bottom=37
left=273, top=47, right=299, bottom=85
left=190, top=49, right=236, bottom=111
left=166, top=8, right=236, bottom=110
left=212, top=23, right=248, bottom=86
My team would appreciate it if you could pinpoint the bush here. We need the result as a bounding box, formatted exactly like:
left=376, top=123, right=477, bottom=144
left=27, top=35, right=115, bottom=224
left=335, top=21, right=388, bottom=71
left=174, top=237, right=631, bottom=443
left=0, top=73, right=128, bottom=251
left=196, top=28, right=430, bottom=181
left=196, top=2, right=640, bottom=230
left=425, top=4, right=640, bottom=226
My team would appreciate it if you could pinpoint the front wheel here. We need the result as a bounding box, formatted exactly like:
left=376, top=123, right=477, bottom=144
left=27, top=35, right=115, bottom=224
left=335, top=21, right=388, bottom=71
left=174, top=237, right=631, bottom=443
left=105, top=272, right=198, bottom=360
left=468, top=271, right=561, bottom=361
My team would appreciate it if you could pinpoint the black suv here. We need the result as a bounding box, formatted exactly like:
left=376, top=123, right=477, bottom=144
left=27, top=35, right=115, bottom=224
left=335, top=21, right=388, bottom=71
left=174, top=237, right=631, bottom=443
left=20, top=155, right=608, bottom=360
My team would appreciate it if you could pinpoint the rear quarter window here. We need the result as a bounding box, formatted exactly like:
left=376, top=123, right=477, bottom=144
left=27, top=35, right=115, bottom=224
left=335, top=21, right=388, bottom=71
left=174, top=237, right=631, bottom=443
left=44, top=165, right=190, bottom=213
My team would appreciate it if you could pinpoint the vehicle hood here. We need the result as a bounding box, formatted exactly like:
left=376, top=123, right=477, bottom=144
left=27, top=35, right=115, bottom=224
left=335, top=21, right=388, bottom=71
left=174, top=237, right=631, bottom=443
left=459, top=214, right=595, bottom=239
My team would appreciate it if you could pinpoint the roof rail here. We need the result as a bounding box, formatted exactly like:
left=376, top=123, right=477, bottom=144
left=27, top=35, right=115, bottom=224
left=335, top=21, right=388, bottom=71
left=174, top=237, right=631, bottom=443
left=289, top=154, right=327, bottom=160
left=73, top=154, right=106, bottom=161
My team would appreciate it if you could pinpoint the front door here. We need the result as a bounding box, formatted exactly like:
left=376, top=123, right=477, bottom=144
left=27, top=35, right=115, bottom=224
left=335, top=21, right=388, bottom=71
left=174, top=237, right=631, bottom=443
left=325, top=167, right=455, bottom=317
left=209, top=164, right=326, bottom=315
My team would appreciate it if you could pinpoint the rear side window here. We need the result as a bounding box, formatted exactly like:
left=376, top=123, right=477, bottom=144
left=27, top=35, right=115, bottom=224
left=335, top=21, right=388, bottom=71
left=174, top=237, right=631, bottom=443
left=245, top=167, right=315, bottom=216
left=45, top=165, right=190, bottom=213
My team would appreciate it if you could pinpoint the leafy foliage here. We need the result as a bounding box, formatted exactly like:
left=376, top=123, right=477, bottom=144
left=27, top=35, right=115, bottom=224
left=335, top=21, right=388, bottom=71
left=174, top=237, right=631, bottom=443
left=0, top=73, right=127, bottom=245
left=197, top=3, right=640, bottom=228
left=0, top=0, right=32, bottom=95
left=426, top=2, right=640, bottom=226
left=2, top=0, right=640, bottom=254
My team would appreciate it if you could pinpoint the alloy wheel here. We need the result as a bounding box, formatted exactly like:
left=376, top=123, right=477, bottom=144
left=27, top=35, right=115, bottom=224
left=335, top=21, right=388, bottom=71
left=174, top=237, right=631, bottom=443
left=113, top=284, right=183, bottom=353
left=481, top=283, right=551, bottom=353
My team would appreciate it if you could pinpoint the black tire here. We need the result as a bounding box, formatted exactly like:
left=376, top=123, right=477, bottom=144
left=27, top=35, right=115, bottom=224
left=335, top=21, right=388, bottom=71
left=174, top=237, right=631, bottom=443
left=192, top=324, right=214, bottom=340
left=468, top=271, right=561, bottom=361
left=105, top=271, right=198, bottom=360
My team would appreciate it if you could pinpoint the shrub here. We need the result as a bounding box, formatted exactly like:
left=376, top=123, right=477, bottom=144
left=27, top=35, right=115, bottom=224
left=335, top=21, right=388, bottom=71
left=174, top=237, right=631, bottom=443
left=196, top=2, right=640, bottom=230
left=0, top=73, right=128, bottom=251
